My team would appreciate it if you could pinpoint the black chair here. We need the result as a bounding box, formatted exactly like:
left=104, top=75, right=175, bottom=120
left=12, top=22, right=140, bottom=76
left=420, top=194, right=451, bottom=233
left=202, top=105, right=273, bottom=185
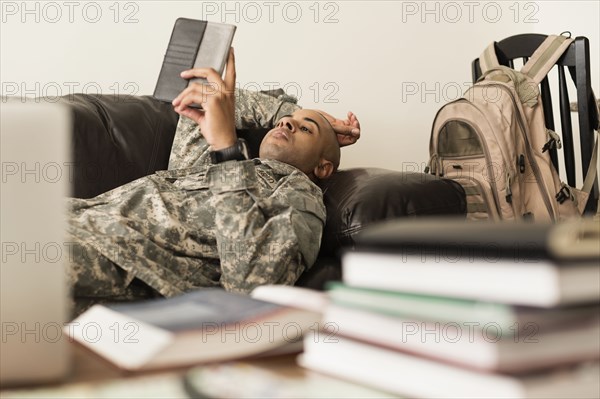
left=472, top=33, right=599, bottom=214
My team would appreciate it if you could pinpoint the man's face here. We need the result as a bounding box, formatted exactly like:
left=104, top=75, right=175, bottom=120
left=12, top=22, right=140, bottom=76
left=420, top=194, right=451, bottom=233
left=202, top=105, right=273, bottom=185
left=259, top=109, right=336, bottom=178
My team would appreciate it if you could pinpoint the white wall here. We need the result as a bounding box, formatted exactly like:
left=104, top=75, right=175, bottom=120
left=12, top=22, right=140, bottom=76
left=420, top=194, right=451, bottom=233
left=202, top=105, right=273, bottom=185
left=1, top=1, right=598, bottom=172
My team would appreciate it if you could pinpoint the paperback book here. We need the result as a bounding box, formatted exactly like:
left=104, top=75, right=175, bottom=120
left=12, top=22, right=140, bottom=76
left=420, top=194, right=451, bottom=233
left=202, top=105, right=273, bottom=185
left=66, top=289, right=320, bottom=371
left=322, top=302, right=600, bottom=373
left=327, top=282, right=600, bottom=330
left=299, top=332, right=600, bottom=398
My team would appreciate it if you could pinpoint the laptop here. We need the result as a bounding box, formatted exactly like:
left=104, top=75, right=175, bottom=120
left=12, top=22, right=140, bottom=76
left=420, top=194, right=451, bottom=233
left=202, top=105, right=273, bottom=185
left=1, top=101, right=71, bottom=385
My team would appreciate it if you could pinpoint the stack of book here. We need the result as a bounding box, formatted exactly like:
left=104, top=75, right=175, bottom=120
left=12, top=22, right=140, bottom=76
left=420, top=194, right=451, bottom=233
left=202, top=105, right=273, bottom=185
left=299, top=219, right=600, bottom=398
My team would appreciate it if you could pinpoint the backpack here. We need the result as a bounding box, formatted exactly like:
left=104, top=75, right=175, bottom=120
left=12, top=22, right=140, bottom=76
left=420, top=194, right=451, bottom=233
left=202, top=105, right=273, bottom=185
left=427, top=35, right=599, bottom=222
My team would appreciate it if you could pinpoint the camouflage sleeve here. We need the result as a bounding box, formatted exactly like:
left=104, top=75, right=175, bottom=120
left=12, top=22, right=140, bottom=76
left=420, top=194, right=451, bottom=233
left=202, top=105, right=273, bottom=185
left=167, top=115, right=210, bottom=170
left=168, top=88, right=301, bottom=170
left=234, top=88, right=301, bottom=130
left=206, top=160, right=324, bottom=294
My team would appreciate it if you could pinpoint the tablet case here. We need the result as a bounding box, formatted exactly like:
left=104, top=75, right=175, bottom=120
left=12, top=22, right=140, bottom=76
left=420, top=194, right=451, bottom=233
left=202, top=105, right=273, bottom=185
left=153, top=18, right=236, bottom=104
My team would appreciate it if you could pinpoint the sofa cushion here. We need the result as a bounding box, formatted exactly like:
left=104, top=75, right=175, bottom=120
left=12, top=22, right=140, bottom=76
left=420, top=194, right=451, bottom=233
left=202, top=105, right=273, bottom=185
left=318, top=168, right=467, bottom=257
left=62, top=94, right=180, bottom=198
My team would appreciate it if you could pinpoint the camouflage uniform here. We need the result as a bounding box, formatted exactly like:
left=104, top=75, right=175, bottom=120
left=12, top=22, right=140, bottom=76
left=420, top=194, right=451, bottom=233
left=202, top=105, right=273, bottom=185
left=66, top=89, right=324, bottom=314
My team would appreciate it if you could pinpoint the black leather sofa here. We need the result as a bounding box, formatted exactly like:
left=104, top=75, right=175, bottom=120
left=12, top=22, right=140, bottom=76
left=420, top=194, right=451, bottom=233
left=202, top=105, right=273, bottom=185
left=59, top=93, right=466, bottom=289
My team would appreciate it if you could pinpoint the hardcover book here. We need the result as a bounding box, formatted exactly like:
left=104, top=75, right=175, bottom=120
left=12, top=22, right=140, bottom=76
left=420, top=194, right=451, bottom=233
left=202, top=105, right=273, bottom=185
left=153, top=18, right=236, bottom=105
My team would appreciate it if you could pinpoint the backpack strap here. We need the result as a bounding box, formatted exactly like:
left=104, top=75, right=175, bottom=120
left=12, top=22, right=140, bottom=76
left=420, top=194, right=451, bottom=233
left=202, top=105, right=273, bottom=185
left=478, top=42, right=501, bottom=75
left=581, top=97, right=600, bottom=196
left=581, top=134, right=598, bottom=196
left=521, top=35, right=574, bottom=84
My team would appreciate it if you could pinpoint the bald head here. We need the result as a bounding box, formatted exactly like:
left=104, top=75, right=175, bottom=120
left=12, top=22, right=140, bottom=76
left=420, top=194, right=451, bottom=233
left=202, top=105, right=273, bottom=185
left=316, top=112, right=341, bottom=173
left=259, top=109, right=340, bottom=181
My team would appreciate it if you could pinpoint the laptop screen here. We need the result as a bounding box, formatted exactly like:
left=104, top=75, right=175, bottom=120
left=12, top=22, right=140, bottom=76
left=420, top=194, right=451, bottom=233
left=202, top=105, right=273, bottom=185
left=1, top=101, right=71, bottom=385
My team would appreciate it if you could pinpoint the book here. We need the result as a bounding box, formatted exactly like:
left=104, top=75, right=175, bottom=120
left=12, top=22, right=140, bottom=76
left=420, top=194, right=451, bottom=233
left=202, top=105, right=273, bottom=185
left=66, top=289, right=320, bottom=371
left=251, top=285, right=329, bottom=313
left=299, top=332, right=600, bottom=398
left=153, top=18, right=236, bottom=105
left=344, top=219, right=600, bottom=307
left=353, top=218, right=600, bottom=260
left=322, top=303, right=600, bottom=373
left=342, top=251, right=600, bottom=307
left=327, top=282, right=600, bottom=331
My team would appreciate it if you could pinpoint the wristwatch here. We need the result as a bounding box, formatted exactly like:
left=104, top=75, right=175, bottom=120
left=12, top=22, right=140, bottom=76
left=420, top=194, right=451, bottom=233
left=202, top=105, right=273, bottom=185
left=209, top=139, right=250, bottom=164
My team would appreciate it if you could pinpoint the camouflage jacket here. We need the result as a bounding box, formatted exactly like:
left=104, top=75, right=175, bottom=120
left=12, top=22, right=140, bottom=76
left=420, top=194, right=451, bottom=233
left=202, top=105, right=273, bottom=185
left=66, top=89, right=325, bottom=298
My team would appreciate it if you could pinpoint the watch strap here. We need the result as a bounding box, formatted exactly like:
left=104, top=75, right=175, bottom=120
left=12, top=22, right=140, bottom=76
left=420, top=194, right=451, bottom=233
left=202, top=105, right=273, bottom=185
left=210, top=139, right=249, bottom=163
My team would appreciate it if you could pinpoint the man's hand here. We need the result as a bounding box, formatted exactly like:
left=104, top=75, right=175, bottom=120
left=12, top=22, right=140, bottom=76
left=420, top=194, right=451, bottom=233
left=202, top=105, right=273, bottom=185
left=318, top=110, right=361, bottom=147
left=172, top=48, right=237, bottom=150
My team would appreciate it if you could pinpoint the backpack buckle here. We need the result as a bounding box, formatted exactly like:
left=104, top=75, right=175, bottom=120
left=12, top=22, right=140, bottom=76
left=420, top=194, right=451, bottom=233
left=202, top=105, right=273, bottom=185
left=555, top=184, right=574, bottom=204
left=543, top=129, right=562, bottom=153
left=542, top=139, right=557, bottom=153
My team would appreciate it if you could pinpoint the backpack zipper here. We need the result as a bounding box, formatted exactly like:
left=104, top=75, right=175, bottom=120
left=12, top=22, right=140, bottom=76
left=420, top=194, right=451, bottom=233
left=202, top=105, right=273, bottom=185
left=462, top=99, right=520, bottom=218
left=477, top=82, right=556, bottom=221
left=440, top=113, right=504, bottom=216
left=425, top=153, right=438, bottom=175
left=429, top=98, right=468, bottom=157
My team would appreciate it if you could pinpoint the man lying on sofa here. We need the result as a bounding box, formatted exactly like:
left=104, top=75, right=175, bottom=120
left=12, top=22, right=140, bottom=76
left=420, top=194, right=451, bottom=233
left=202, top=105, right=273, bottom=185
left=66, top=48, right=360, bottom=314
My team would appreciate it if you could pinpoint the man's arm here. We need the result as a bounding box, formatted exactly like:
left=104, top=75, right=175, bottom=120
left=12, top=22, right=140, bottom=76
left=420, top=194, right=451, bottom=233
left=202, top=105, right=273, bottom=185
left=168, top=89, right=300, bottom=170
left=207, top=161, right=325, bottom=293
left=168, top=81, right=360, bottom=169
left=170, top=49, right=325, bottom=292
left=168, top=92, right=361, bottom=170
left=234, top=88, right=300, bottom=130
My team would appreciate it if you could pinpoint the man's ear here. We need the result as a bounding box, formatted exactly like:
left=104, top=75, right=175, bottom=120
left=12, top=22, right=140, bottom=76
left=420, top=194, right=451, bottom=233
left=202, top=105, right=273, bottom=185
left=313, top=158, right=334, bottom=180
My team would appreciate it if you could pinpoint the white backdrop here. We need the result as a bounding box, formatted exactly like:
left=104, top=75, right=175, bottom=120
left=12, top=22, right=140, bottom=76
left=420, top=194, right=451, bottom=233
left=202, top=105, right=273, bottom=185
left=1, top=1, right=598, bottom=174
